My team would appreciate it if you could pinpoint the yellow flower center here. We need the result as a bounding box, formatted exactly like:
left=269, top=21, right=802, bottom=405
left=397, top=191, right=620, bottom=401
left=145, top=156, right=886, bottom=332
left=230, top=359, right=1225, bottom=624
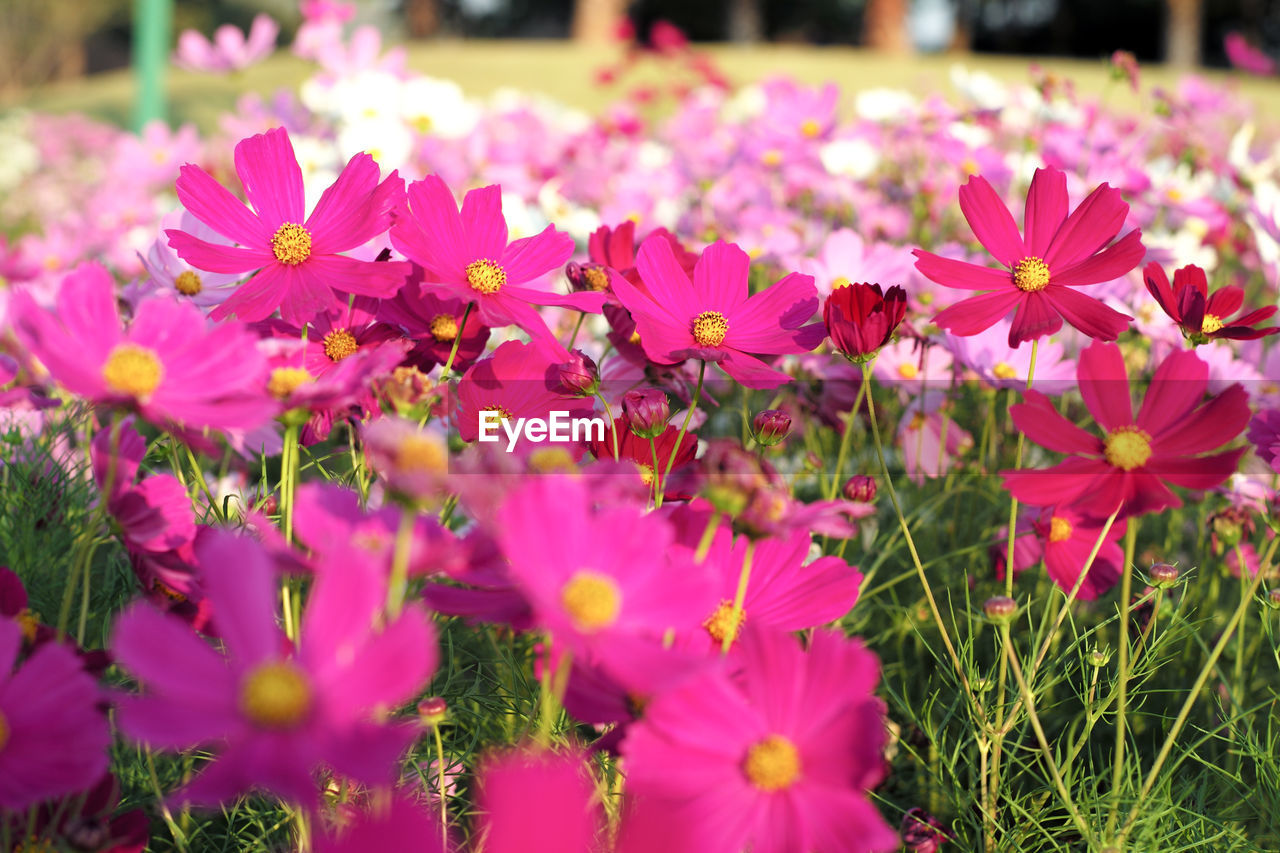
left=102, top=343, right=164, bottom=399
left=635, top=462, right=655, bottom=487
left=560, top=571, right=621, bottom=632
left=239, top=661, right=312, bottom=729
left=628, top=330, right=642, bottom=345
left=483, top=404, right=513, bottom=422
left=1103, top=426, right=1153, bottom=471
left=1013, top=256, right=1051, bottom=293
left=430, top=313, right=459, bottom=342
left=1201, top=314, right=1224, bottom=335
left=0, top=709, right=8, bottom=753
left=174, top=270, right=203, bottom=295
left=270, top=223, right=312, bottom=266
left=831, top=276, right=852, bottom=290
left=395, top=434, right=447, bottom=474
left=692, top=310, right=729, bottom=348
left=583, top=268, right=610, bottom=291
left=761, top=149, right=783, bottom=167
left=1048, top=516, right=1073, bottom=543
left=13, top=836, right=57, bottom=853
left=703, top=600, right=745, bottom=645
left=993, top=362, right=1019, bottom=380
left=153, top=579, right=187, bottom=602
left=16, top=609, right=40, bottom=643
left=323, top=329, right=359, bottom=362
left=528, top=447, right=577, bottom=474
left=898, top=363, right=919, bottom=380
left=267, top=367, right=314, bottom=399
left=466, top=258, right=506, bottom=295
left=742, top=734, right=801, bottom=791
left=800, top=118, right=821, bottom=138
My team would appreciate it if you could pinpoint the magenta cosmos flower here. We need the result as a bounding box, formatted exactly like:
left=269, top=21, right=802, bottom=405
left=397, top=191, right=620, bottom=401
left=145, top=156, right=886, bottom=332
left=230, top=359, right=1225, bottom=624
left=390, top=175, right=604, bottom=340
left=1003, top=342, right=1251, bottom=519
left=611, top=239, right=826, bottom=389
left=168, top=126, right=410, bottom=324
left=495, top=474, right=717, bottom=686
left=112, top=532, right=438, bottom=809
left=474, top=747, right=604, bottom=853
left=1143, top=261, right=1280, bottom=344
left=0, top=618, right=112, bottom=809
left=11, top=264, right=275, bottom=432
left=914, top=167, right=1144, bottom=346
left=621, top=627, right=898, bottom=853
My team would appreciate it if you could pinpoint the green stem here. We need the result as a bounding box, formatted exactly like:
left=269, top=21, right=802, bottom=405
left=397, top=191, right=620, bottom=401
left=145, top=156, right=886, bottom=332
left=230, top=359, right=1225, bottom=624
left=650, top=437, right=663, bottom=508
left=1106, top=517, right=1140, bottom=839
left=1118, top=535, right=1280, bottom=844
left=1007, top=637, right=1095, bottom=846
left=432, top=723, right=449, bottom=852
left=826, top=376, right=869, bottom=501
left=566, top=310, right=586, bottom=351
left=694, top=509, right=723, bottom=563
left=145, top=749, right=189, bottom=852
left=439, top=302, right=473, bottom=381
left=597, top=393, right=620, bottom=460
left=662, top=361, right=705, bottom=488
left=861, top=360, right=980, bottom=713
left=386, top=505, right=416, bottom=619
left=721, top=540, right=755, bottom=655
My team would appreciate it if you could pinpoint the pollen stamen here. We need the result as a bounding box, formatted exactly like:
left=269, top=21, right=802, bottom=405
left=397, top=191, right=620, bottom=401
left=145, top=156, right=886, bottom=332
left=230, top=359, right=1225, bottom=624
left=174, top=270, right=203, bottom=295
left=323, top=329, right=359, bottom=362
left=239, top=661, right=312, bottom=730
left=270, top=223, right=312, bottom=266
left=703, top=600, right=745, bottom=645
left=430, top=313, right=459, bottom=342
left=743, top=734, right=801, bottom=791
left=1013, top=256, right=1051, bottom=293
left=561, top=571, right=621, bottom=632
left=692, top=310, right=729, bottom=348
left=1103, top=426, right=1153, bottom=471
left=466, top=259, right=506, bottom=295
left=1048, top=517, right=1073, bottom=543
left=102, top=343, right=164, bottom=399
left=1201, top=314, right=1224, bottom=335
left=267, top=367, right=314, bottom=399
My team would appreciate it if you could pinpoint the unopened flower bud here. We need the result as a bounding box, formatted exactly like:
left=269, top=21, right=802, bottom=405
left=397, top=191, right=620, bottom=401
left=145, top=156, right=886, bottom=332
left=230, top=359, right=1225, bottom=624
left=622, top=388, right=670, bottom=439
left=1267, top=588, right=1280, bottom=610
left=558, top=349, right=600, bottom=397
left=1087, top=647, right=1111, bottom=667
left=1149, top=562, right=1179, bottom=588
left=983, top=595, right=1017, bottom=623
left=901, top=807, right=949, bottom=853
left=842, top=474, right=877, bottom=503
left=418, top=696, right=448, bottom=726
left=752, top=409, right=792, bottom=446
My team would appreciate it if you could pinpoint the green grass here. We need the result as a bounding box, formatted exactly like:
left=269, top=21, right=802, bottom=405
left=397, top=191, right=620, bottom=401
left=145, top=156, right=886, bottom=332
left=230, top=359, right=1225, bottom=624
left=8, top=39, right=1280, bottom=130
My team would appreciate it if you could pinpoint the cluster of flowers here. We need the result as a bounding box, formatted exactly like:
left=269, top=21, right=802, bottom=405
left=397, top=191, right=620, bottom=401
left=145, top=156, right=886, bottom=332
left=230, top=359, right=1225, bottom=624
left=0, top=4, right=1278, bottom=852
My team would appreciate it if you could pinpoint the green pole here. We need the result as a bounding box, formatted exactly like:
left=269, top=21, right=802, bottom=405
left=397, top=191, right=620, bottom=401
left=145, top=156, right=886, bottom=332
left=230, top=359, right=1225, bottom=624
left=132, top=0, right=172, bottom=131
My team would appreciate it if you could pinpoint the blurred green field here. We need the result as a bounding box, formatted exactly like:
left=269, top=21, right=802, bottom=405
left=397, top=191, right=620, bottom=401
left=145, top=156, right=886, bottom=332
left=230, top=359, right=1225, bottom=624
left=7, top=39, right=1280, bottom=130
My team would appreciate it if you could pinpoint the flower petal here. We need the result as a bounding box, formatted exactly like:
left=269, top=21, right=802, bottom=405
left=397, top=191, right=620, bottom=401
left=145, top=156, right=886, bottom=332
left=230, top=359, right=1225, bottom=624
left=500, top=226, right=575, bottom=286
left=958, top=174, right=1024, bottom=267
left=460, top=184, right=509, bottom=263
left=913, top=249, right=1014, bottom=291
left=235, top=127, right=306, bottom=224
left=1045, top=285, right=1133, bottom=342
left=1007, top=291, right=1063, bottom=346
left=1136, top=347, right=1208, bottom=433
left=175, top=165, right=270, bottom=246
left=1044, top=182, right=1130, bottom=271
left=1049, top=229, right=1145, bottom=288
left=694, top=241, right=750, bottom=313
left=1023, top=167, right=1069, bottom=258
left=1077, top=341, right=1133, bottom=430
left=1010, top=390, right=1104, bottom=455
left=933, top=289, right=1022, bottom=336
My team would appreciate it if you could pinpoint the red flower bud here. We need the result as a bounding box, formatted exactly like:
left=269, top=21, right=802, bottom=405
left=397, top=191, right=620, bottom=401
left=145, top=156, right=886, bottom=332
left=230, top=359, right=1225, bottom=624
left=823, top=282, right=907, bottom=360
left=622, top=388, right=670, bottom=439
left=842, top=474, right=877, bottom=503
left=752, top=409, right=792, bottom=446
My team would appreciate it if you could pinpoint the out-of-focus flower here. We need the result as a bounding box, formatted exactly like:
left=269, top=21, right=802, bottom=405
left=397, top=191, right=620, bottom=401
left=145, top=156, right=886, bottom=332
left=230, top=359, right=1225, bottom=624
left=174, top=14, right=279, bottom=74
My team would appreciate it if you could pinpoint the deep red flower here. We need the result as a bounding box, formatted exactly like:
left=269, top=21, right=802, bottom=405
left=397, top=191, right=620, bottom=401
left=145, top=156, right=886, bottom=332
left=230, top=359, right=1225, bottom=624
left=823, top=282, right=907, bottom=359
left=1002, top=342, right=1250, bottom=519
left=1143, top=261, right=1279, bottom=344
left=914, top=167, right=1143, bottom=346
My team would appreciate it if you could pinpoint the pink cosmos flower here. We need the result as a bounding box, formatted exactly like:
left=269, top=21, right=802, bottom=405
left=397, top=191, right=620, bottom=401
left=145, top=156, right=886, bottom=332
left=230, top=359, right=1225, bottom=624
left=621, top=628, right=899, bottom=853
left=139, top=209, right=243, bottom=308
left=112, top=532, right=437, bottom=809
left=174, top=14, right=279, bottom=74
left=1003, top=342, right=1251, bottom=519
left=169, top=127, right=410, bottom=324
left=496, top=474, right=717, bottom=686
left=1008, top=505, right=1128, bottom=600
left=1225, top=33, right=1277, bottom=76
left=0, top=617, right=112, bottom=809
left=11, top=264, right=275, bottom=433
left=378, top=272, right=492, bottom=373
left=899, top=396, right=974, bottom=484
left=91, top=418, right=196, bottom=556
left=455, top=339, right=596, bottom=454
left=1248, top=410, right=1280, bottom=473
left=611, top=239, right=826, bottom=389
left=473, top=747, right=605, bottom=853
left=914, top=167, right=1144, bottom=346
left=944, top=318, right=1075, bottom=394
left=679, top=517, right=864, bottom=652
left=390, top=175, right=604, bottom=340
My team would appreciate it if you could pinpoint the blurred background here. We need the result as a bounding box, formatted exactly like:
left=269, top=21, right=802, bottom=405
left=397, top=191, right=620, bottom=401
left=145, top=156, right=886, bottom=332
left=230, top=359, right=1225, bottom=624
left=1, top=0, right=1278, bottom=128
